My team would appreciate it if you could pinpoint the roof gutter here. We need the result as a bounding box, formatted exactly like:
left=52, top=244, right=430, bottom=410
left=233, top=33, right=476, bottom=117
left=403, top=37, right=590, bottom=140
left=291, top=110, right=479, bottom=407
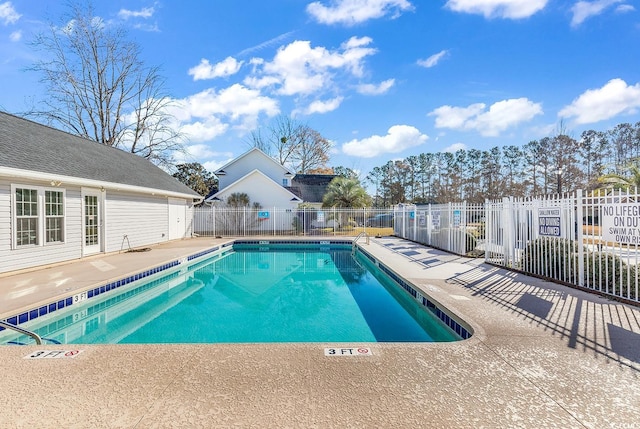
left=0, top=166, right=201, bottom=201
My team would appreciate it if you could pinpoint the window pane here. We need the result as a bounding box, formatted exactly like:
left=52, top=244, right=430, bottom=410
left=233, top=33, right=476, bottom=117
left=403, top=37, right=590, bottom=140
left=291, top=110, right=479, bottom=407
left=46, top=191, right=64, bottom=216
left=45, top=191, right=65, bottom=243
left=85, top=195, right=98, bottom=246
left=16, top=218, right=37, bottom=246
left=46, top=217, right=63, bottom=243
left=15, top=188, right=39, bottom=246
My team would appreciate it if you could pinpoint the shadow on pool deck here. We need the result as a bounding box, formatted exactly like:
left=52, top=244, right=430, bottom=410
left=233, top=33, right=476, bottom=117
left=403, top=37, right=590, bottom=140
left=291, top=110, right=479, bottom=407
left=373, top=236, right=640, bottom=370
left=0, top=236, right=639, bottom=428
left=439, top=259, right=640, bottom=371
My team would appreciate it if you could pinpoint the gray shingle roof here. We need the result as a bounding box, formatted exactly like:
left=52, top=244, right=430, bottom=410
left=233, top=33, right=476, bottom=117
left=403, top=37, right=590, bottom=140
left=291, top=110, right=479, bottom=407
left=290, top=174, right=337, bottom=203
left=0, top=112, right=199, bottom=198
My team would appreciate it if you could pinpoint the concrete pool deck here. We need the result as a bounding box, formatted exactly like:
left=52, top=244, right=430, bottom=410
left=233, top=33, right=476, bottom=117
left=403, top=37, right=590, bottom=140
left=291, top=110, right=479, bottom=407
left=0, top=236, right=639, bottom=428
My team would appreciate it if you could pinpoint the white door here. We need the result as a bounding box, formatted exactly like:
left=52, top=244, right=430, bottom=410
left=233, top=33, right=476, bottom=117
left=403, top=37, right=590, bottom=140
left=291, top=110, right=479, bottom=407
left=168, top=198, right=186, bottom=240
left=82, top=189, right=104, bottom=255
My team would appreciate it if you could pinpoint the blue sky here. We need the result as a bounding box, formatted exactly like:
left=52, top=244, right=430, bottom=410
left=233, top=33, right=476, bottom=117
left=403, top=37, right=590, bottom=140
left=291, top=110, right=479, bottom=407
left=1, top=0, right=639, bottom=177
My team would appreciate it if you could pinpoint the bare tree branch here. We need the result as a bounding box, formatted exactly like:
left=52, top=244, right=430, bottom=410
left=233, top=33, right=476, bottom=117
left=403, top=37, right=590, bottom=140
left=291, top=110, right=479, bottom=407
left=25, top=1, right=183, bottom=167
left=247, top=115, right=331, bottom=173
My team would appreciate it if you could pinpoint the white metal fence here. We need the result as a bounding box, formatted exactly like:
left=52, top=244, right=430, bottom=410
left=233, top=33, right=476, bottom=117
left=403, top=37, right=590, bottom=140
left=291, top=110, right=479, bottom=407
left=484, top=189, right=639, bottom=304
left=191, top=207, right=395, bottom=237
left=191, top=194, right=640, bottom=304
left=393, top=203, right=485, bottom=256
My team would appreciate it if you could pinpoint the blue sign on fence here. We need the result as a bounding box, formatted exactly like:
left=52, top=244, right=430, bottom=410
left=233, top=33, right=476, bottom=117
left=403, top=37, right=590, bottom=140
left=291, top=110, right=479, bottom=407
left=258, top=211, right=270, bottom=220
left=453, top=210, right=461, bottom=227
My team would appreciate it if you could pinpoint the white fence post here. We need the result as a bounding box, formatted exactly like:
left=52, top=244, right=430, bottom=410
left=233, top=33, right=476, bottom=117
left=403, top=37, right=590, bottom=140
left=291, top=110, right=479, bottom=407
left=503, top=197, right=513, bottom=267
left=427, top=204, right=432, bottom=246
left=576, top=190, right=584, bottom=287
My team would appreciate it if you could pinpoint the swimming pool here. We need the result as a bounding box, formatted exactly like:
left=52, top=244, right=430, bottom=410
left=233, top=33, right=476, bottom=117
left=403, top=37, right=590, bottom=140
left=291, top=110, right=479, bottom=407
left=0, top=242, right=470, bottom=344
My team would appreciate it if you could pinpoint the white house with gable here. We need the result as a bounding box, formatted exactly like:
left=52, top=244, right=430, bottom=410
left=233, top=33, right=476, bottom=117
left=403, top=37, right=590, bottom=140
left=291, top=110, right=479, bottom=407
left=206, top=147, right=302, bottom=209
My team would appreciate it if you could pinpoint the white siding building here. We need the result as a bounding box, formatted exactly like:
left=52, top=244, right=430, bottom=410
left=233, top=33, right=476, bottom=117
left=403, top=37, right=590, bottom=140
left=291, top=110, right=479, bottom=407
left=0, top=112, right=201, bottom=274
left=206, top=148, right=301, bottom=209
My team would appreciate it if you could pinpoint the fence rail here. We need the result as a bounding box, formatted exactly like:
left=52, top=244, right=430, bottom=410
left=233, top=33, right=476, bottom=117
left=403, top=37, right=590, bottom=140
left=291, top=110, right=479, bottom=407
left=191, top=193, right=640, bottom=304
left=392, top=203, right=485, bottom=256
left=483, top=189, right=639, bottom=304
left=192, top=207, right=395, bottom=238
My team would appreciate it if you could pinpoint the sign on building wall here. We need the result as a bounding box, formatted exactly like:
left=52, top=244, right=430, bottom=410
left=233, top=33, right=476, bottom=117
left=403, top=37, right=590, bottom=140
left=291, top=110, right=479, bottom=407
left=601, top=203, right=640, bottom=244
left=538, top=208, right=561, bottom=237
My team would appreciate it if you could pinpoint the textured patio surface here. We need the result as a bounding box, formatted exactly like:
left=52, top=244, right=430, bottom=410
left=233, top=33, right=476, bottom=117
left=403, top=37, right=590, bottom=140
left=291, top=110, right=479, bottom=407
left=0, top=236, right=638, bottom=428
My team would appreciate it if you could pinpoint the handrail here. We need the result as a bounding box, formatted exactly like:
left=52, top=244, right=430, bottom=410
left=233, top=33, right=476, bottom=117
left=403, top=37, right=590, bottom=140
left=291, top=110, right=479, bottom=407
left=353, top=231, right=370, bottom=246
left=0, top=320, right=43, bottom=345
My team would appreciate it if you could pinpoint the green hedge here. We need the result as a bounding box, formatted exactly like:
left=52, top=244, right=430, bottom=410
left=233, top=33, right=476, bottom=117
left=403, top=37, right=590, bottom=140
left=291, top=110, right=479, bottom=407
left=521, top=237, right=637, bottom=298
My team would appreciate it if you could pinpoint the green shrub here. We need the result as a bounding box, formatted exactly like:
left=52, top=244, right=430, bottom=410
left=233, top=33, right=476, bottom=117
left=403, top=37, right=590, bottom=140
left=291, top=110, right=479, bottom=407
left=465, top=232, right=478, bottom=255
left=521, top=237, right=637, bottom=298
left=521, top=237, right=579, bottom=283
left=583, top=252, right=637, bottom=297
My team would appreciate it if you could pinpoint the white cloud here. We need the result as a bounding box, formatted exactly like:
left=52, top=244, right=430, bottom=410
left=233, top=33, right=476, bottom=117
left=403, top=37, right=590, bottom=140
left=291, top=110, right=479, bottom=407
left=0, top=2, right=20, bottom=25
left=180, top=119, right=229, bottom=143
left=307, top=0, right=413, bottom=25
left=615, top=4, right=635, bottom=13
left=118, top=6, right=155, bottom=20
left=249, top=37, right=377, bottom=96
left=303, top=97, right=344, bottom=114
left=417, top=50, right=448, bottom=68
left=243, top=74, right=281, bottom=90
left=203, top=158, right=234, bottom=173
left=132, top=23, right=159, bottom=32
left=185, top=144, right=229, bottom=159
left=357, top=78, right=395, bottom=95
left=166, top=84, right=279, bottom=143
left=182, top=84, right=279, bottom=121
left=429, top=98, right=543, bottom=137
left=188, top=57, right=243, bottom=81
left=570, top=0, right=623, bottom=27
left=342, top=125, right=428, bottom=158
left=9, top=29, right=20, bottom=41
left=443, top=143, right=467, bottom=153
left=237, top=31, right=296, bottom=57
left=445, top=0, right=547, bottom=19
left=430, top=103, right=486, bottom=129
left=558, top=78, right=640, bottom=124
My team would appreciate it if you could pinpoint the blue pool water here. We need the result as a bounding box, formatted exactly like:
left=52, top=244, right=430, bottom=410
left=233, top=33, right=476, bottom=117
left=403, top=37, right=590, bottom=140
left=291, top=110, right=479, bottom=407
left=2, top=247, right=460, bottom=344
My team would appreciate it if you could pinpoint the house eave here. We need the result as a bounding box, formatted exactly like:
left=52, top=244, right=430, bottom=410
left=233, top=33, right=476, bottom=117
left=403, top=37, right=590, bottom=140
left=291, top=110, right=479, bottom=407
left=0, top=166, right=201, bottom=201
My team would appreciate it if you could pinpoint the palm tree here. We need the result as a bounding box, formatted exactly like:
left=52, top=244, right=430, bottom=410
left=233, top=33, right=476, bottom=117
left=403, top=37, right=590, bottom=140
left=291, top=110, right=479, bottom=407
left=221, top=193, right=262, bottom=234
left=598, top=165, right=640, bottom=191
left=322, top=177, right=371, bottom=208
left=226, top=192, right=250, bottom=207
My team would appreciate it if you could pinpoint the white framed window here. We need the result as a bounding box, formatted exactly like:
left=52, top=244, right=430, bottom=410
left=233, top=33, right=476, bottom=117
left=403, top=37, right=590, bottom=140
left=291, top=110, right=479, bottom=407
left=45, top=190, right=65, bottom=243
left=15, top=188, right=38, bottom=246
left=12, top=184, right=66, bottom=248
left=282, top=178, right=289, bottom=186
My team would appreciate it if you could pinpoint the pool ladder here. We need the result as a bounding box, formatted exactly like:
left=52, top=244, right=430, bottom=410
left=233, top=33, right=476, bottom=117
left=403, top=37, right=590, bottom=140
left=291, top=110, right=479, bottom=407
left=0, top=320, right=43, bottom=345
left=352, top=232, right=370, bottom=255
